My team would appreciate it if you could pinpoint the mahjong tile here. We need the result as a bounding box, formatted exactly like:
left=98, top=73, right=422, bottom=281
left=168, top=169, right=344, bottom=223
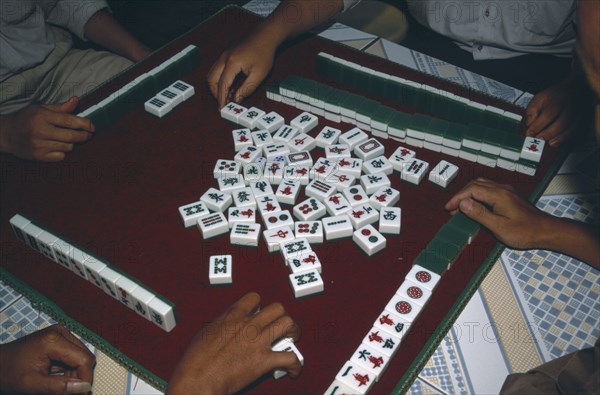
left=294, top=221, right=323, bottom=244
left=213, top=159, right=240, bottom=178
left=405, top=264, right=441, bottom=291
left=361, top=327, right=402, bottom=358
left=396, top=280, right=432, bottom=307
left=228, top=207, right=256, bottom=228
left=252, top=129, right=274, bottom=148
left=231, top=187, right=257, bottom=209
left=348, top=204, right=379, bottom=229
left=325, top=144, right=351, bottom=159
left=275, top=179, right=301, bottom=205
left=384, top=294, right=422, bottom=323
left=373, top=309, right=411, bottom=339
left=315, top=126, right=342, bottom=148
left=335, top=360, right=376, bottom=393
left=293, top=197, right=327, bottom=221
left=287, top=133, right=316, bottom=152
left=209, top=255, right=233, bottom=284
left=353, top=225, right=386, bottom=256
left=230, top=223, right=261, bottom=247
left=238, top=106, right=266, bottom=129
left=362, top=156, right=393, bottom=175
left=343, top=185, right=370, bottom=207
left=354, top=138, right=385, bottom=161
left=359, top=172, right=391, bottom=195
left=232, top=128, right=253, bottom=151
left=288, top=269, right=323, bottom=298
left=369, top=186, right=400, bottom=210
left=290, top=112, right=318, bottom=133
left=200, top=188, right=232, bottom=212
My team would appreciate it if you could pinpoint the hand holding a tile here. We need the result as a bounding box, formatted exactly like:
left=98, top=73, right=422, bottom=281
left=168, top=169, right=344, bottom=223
left=166, top=292, right=302, bottom=394
left=0, top=97, right=94, bottom=162
left=0, top=324, right=95, bottom=394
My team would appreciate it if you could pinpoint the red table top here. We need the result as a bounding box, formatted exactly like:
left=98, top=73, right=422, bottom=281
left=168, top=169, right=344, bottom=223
left=0, top=6, right=561, bottom=394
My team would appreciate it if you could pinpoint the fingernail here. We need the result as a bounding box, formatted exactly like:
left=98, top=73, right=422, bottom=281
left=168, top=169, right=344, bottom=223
left=459, top=199, right=473, bottom=213
left=66, top=380, right=92, bottom=394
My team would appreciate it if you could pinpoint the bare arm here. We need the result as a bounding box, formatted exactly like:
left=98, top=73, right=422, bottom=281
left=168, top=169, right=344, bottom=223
left=83, top=8, right=151, bottom=63
left=208, top=0, right=345, bottom=107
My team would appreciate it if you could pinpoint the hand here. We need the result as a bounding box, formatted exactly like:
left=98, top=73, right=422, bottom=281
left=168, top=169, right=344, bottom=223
left=524, top=73, right=585, bottom=147
left=0, top=97, right=94, bottom=162
left=166, top=292, right=302, bottom=394
left=444, top=178, right=557, bottom=250
left=207, top=34, right=278, bottom=108
left=0, top=324, right=95, bottom=394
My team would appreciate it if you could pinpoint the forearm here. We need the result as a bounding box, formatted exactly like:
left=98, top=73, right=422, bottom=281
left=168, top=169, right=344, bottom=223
left=539, top=216, right=600, bottom=269
left=83, top=9, right=151, bottom=62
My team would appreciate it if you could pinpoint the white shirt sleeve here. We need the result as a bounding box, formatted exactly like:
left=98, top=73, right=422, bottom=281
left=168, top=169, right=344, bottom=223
left=46, top=0, right=110, bottom=41
left=342, top=0, right=362, bottom=12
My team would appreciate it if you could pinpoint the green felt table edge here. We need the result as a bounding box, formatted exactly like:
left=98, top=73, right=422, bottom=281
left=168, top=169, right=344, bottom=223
left=391, top=145, right=569, bottom=394
left=0, top=266, right=168, bottom=392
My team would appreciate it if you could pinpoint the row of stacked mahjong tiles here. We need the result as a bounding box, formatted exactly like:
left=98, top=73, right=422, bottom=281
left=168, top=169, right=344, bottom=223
left=8, top=214, right=176, bottom=332
left=267, top=75, right=544, bottom=176
left=77, top=44, right=199, bottom=128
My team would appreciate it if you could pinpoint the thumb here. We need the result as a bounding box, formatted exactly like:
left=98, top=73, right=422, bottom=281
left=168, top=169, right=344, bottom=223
left=43, top=97, right=79, bottom=114
left=459, top=198, right=499, bottom=233
left=234, top=73, right=265, bottom=103
left=33, top=375, right=92, bottom=395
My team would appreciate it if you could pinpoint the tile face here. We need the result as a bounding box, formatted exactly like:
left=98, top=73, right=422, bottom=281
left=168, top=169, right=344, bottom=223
left=323, top=380, right=359, bottom=395
left=396, top=280, right=432, bottom=306
left=289, top=269, right=323, bottom=298
left=130, top=287, right=155, bottom=320
left=273, top=125, right=299, bottom=144
left=405, top=264, right=441, bottom=291
left=354, top=138, right=385, bottom=161
left=227, top=207, right=256, bottom=228
left=280, top=237, right=311, bottom=261
left=286, top=151, right=313, bottom=167
left=255, top=111, right=285, bottom=132
left=82, top=258, right=107, bottom=289
left=327, top=171, right=356, bottom=192
left=232, top=187, right=257, bottom=209
left=263, top=161, right=284, bottom=184
left=335, top=360, right=376, bottom=393
left=144, top=96, right=171, bottom=118
left=388, top=146, right=416, bottom=172
left=209, top=255, right=233, bottom=285
left=521, top=136, right=545, bottom=162
left=343, top=185, right=370, bottom=207
left=275, top=179, right=301, bottom=205
left=400, top=159, right=429, bottom=185
left=339, top=127, right=369, bottom=149
left=384, top=294, right=422, bottom=323
left=374, top=309, right=411, bottom=339
left=353, top=225, right=386, bottom=256
left=257, top=194, right=282, bottom=215
left=178, top=201, right=210, bottom=228
left=213, top=160, right=240, bottom=178
left=359, top=172, right=391, bottom=195
left=21, top=223, right=44, bottom=252
left=325, top=144, right=351, bottom=159
left=238, top=106, right=266, bottom=128
left=148, top=297, right=176, bottom=332
left=263, top=225, right=295, bottom=252
left=157, top=87, right=183, bottom=107
left=250, top=178, right=274, bottom=198
left=287, top=250, right=322, bottom=274
left=252, top=129, right=274, bottom=148
left=369, top=186, right=400, bottom=210
left=36, top=231, right=58, bottom=262
left=379, top=207, right=401, bottom=234
left=428, top=160, right=459, bottom=188
left=170, top=80, right=194, bottom=101
left=290, top=111, right=318, bottom=133
left=197, top=212, right=229, bottom=239
left=68, top=247, right=90, bottom=280
left=97, top=266, right=122, bottom=299
left=221, top=102, right=248, bottom=123
left=310, top=157, right=337, bottom=181
left=305, top=179, right=336, bottom=201
left=9, top=214, right=31, bottom=244
left=348, top=204, right=379, bottom=229
left=200, top=188, right=232, bottom=212
left=230, top=223, right=262, bottom=247
left=315, top=126, right=342, bottom=148
left=235, top=145, right=261, bottom=164
left=217, top=175, right=245, bottom=192
left=271, top=338, right=304, bottom=379
left=294, top=221, right=323, bottom=243
left=242, top=163, right=264, bottom=185
left=51, top=241, right=75, bottom=272
left=350, top=343, right=391, bottom=381
left=322, top=215, right=353, bottom=240
left=283, top=165, right=310, bottom=185
left=115, top=276, right=139, bottom=310
left=263, top=143, right=290, bottom=161
left=361, top=327, right=402, bottom=357
left=293, top=197, right=327, bottom=221
left=324, top=193, right=352, bottom=216
left=262, top=210, right=294, bottom=230
left=362, top=156, right=393, bottom=175
left=288, top=133, right=316, bottom=153
left=336, top=157, right=363, bottom=179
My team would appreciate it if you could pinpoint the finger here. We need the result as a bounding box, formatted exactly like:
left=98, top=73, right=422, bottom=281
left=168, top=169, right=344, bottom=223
left=207, top=58, right=226, bottom=103
left=46, top=111, right=95, bottom=133
left=224, top=292, right=261, bottom=322
left=252, top=302, right=286, bottom=329
left=458, top=198, right=502, bottom=232
left=43, top=96, right=79, bottom=114
left=548, top=127, right=573, bottom=147
left=267, top=350, right=303, bottom=379
left=266, top=315, right=300, bottom=343
left=49, top=325, right=91, bottom=353
left=538, top=121, right=575, bottom=147
left=444, top=179, right=502, bottom=212
left=42, top=151, right=67, bottom=162
left=525, top=107, right=560, bottom=137
left=45, top=335, right=95, bottom=384
left=217, top=62, right=243, bottom=108
left=233, top=69, right=266, bottom=103
left=32, top=375, right=92, bottom=395
left=524, top=95, right=543, bottom=127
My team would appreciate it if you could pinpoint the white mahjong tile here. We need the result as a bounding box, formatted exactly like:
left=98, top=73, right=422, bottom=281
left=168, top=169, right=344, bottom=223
left=232, top=187, right=257, bottom=209
left=497, top=157, right=518, bottom=172
left=21, top=222, right=44, bottom=253
left=232, top=128, right=253, bottom=151
left=97, top=266, right=122, bottom=299
left=339, top=127, right=369, bottom=149
left=322, top=215, right=353, bottom=240
left=335, top=360, right=376, bottom=394
left=255, top=111, right=285, bottom=132
left=220, top=102, right=248, bottom=123
left=272, top=155, right=287, bottom=164
left=499, top=147, right=521, bottom=161
left=323, top=193, right=352, bottom=216
left=371, top=128, right=388, bottom=139
left=441, top=146, right=461, bottom=157
left=287, top=250, right=322, bottom=274
left=293, top=197, right=327, bottom=221
left=310, top=157, right=337, bottom=181
left=157, top=87, right=183, bottom=108
left=405, top=265, right=441, bottom=291
left=280, top=237, right=312, bottom=261
left=115, top=276, right=139, bottom=310
left=388, top=146, right=416, bottom=172
left=9, top=214, right=30, bottom=245
left=388, top=123, right=406, bottom=139
left=354, top=138, right=385, bottom=161
left=197, top=212, right=229, bottom=239
left=82, top=257, right=107, bottom=289
left=209, top=255, right=233, bottom=284
left=262, top=210, right=294, bottom=230
left=369, top=186, right=400, bottom=210
left=275, top=179, right=301, bottom=205
left=379, top=207, right=401, bottom=235
left=325, top=144, right=351, bottom=159
left=251, top=129, right=274, bottom=148
left=230, top=223, right=261, bottom=247
left=343, top=185, right=370, bottom=207
left=429, top=160, right=459, bottom=188
left=148, top=297, right=176, bottom=332
left=144, top=96, right=172, bottom=118
left=290, top=112, right=318, bottom=133
left=477, top=153, right=497, bottom=168
left=384, top=294, right=422, bottom=323
left=350, top=343, right=391, bottom=381
left=255, top=156, right=267, bottom=167
left=305, top=179, right=336, bottom=201
left=517, top=160, right=537, bottom=176
left=353, top=225, right=386, bottom=256
left=213, top=159, right=240, bottom=178
left=362, top=156, right=393, bottom=175
left=250, top=178, right=274, bottom=198
left=286, top=151, right=313, bottom=167
left=521, top=136, right=545, bottom=162
left=169, top=80, right=194, bottom=101
left=242, top=163, right=264, bottom=185
left=288, top=269, right=323, bottom=298
left=359, top=172, right=391, bottom=195
left=361, top=327, right=402, bottom=358
left=51, top=240, right=75, bottom=272
left=67, top=246, right=89, bottom=279
left=336, top=157, right=363, bottom=178
left=348, top=204, right=379, bottom=229
left=228, top=207, right=256, bottom=228
left=273, top=125, right=299, bottom=144
left=373, top=309, right=411, bottom=339
left=238, top=106, right=266, bottom=129
left=283, top=165, right=310, bottom=185
left=294, top=221, right=323, bottom=244
left=257, top=194, right=282, bottom=215
left=263, top=161, right=285, bottom=184
left=36, top=231, right=58, bottom=262
left=130, top=286, right=155, bottom=320
left=263, top=225, right=295, bottom=252
left=400, top=159, right=429, bottom=185
left=459, top=149, right=478, bottom=162
left=217, top=174, right=245, bottom=192
left=327, top=171, right=356, bottom=192
left=200, top=188, right=232, bottom=212
left=271, top=338, right=304, bottom=379
left=324, top=380, right=360, bottom=395
left=235, top=145, right=261, bottom=164
left=287, top=133, right=316, bottom=153
left=396, top=280, right=432, bottom=307
left=315, top=126, right=342, bottom=148
left=263, top=143, right=290, bottom=161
